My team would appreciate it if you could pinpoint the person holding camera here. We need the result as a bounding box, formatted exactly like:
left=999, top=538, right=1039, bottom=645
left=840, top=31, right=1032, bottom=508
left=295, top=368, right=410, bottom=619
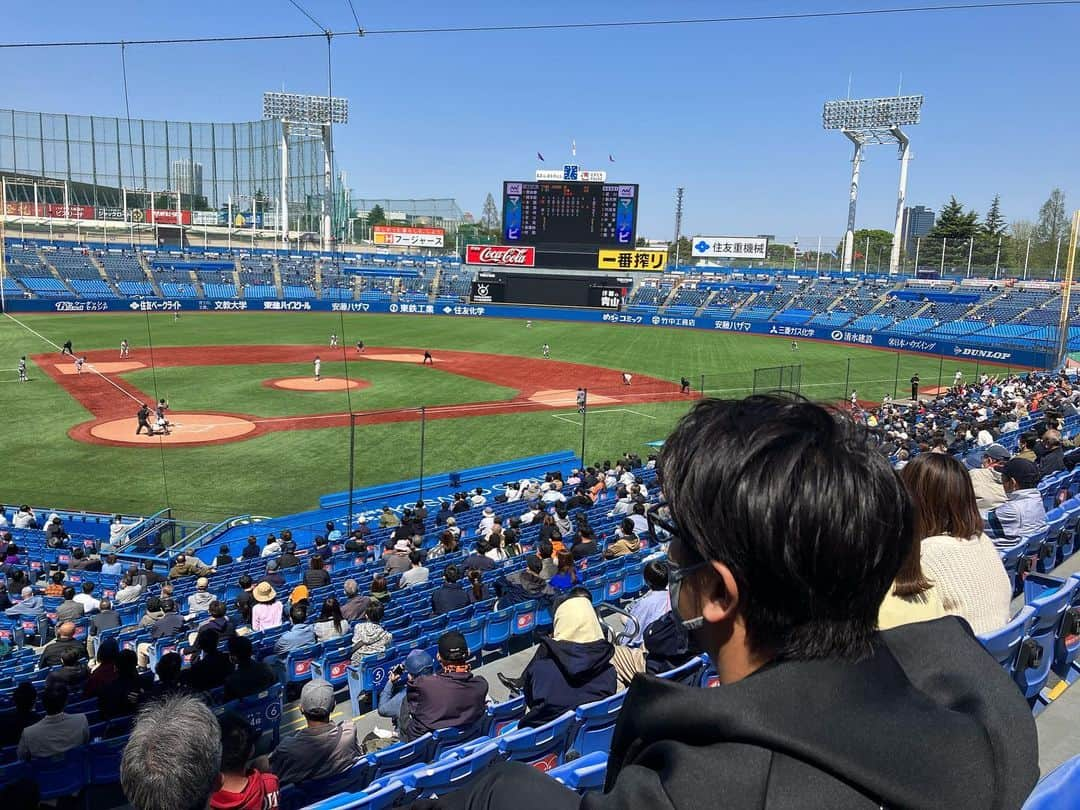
left=376, top=649, right=434, bottom=737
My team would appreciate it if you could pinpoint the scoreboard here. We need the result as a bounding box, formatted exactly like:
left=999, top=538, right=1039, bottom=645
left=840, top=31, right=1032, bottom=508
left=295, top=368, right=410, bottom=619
left=503, top=181, right=639, bottom=248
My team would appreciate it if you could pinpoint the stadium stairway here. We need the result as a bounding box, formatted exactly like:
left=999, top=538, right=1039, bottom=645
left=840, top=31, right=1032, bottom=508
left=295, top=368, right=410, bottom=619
left=136, top=252, right=165, bottom=298
left=88, top=252, right=124, bottom=297
left=272, top=259, right=285, bottom=299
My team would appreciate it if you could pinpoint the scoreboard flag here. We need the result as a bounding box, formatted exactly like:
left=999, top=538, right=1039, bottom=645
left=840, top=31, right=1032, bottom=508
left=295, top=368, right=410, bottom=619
left=597, top=249, right=668, bottom=271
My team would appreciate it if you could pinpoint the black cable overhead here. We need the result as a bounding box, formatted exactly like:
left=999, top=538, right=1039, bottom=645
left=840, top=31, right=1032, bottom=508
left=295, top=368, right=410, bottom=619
left=0, top=1, right=1076, bottom=49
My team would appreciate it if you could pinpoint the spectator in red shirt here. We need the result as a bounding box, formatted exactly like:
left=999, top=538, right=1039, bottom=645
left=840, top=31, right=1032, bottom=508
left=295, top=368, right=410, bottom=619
left=211, top=711, right=280, bottom=810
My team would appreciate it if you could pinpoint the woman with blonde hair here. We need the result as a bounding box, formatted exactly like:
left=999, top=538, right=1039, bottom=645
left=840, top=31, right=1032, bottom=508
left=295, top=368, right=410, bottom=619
left=900, top=453, right=1012, bottom=635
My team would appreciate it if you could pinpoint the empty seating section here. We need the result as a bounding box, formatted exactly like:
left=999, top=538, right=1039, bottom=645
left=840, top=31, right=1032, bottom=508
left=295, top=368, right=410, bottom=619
left=98, top=251, right=151, bottom=298
left=321, top=262, right=356, bottom=301
left=279, top=259, right=317, bottom=298
left=43, top=248, right=102, bottom=279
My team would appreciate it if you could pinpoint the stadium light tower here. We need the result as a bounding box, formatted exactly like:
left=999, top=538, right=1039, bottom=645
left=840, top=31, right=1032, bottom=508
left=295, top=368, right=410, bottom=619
left=823, top=94, right=923, bottom=274
left=263, top=91, right=349, bottom=251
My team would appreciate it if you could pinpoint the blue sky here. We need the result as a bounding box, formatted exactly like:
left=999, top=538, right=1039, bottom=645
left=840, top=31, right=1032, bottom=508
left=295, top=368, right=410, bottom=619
left=2, top=1, right=1078, bottom=242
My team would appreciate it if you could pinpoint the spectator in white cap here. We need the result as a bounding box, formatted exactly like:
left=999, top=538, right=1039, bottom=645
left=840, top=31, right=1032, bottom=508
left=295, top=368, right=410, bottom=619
left=384, top=539, right=413, bottom=576
left=477, top=507, right=496, bottom=537
left=268, top=678, right=364, bottom=786
left=187, top=577, right=215, bottom=614
left=970, top=445, right=1009, bottom=512
left=470, top=487, right=487, bottom=508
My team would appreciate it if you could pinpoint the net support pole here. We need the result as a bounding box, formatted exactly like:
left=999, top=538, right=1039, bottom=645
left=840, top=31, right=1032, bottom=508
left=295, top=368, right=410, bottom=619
left=580, top=389, right=588, bottom=470
left=893, top=352, right=901, bottom=399
left=347, top=412, right=356, bottom=531
left=843, top=359, right=851, bottom=403
left=699, top=374, right=705, bottom=398
left=418, top=406, right=426, bottom=501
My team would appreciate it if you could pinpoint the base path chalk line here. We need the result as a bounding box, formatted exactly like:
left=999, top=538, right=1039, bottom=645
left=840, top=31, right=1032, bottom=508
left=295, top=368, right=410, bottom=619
left=34, top=344, right=692, bottom=449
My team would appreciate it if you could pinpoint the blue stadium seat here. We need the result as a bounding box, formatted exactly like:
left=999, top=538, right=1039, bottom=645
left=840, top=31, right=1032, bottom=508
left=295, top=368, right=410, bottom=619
left=549, top=750, right=609, bottom=793
left=497, top=711, right=576, bottom=772
left=86, top=735, right=128, bottom=785
left=402, top=740, right=503, bottom=800
left=657, top=655, right=707, bottom=685
left=978, top=605, right=1035, bottom=676
left=1023, top=577, right=1080, bottom=711
left=277, top=757, right=373, bottom=810
left=300, top=781, right=408, bottom=810
left=36, top=747, right=89, bottom=801
left=430, top=719, right=486, bottom=759
left=482, top=695, right=526, bottom=737
left=482, top=608, right=513, bottom=658
left=1022, top=753, right=1080, bottom=809
left=312, top=639, right=355, bottom=689
left=284, top=641, right=323, bottom=685
left=512, top=601, right=538, bottom=637
left=367, top=733, right=434, bottom=780
left=568, top=690, right=627, bottom=757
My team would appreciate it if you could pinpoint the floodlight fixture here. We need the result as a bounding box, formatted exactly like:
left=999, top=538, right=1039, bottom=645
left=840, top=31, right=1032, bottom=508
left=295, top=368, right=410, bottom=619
left=263, top=91, right=348, bottom=125
left=823, top=94, right=924, bottom=274
left=822, top=95, right=923, bottom=131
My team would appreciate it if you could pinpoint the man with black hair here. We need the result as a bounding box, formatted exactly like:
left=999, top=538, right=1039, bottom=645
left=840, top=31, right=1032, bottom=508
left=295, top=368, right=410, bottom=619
left=235, top=575, right=256, bottom=624
left=274, top=604, right=316, bottom=655
left=497, top=556, right=554, bottom=609
left=399, top=550, right=430, bottom=589
left=425, top=396, right=1037, bottom=810
left=241, top=535, right=261, bottom=560
left=988, top=457, right=1049, bottom=546
left=17, top=684, right=88, bottom=761
left=462, top=541, right=495, bottom=572
left=537, top=540, right=557, bottom=580
left=55, top=585, right=85, bottom=624
left=44, top=648, right=90, bottom=692
left=269, top=679, right=364, bottom=786
left=431, top=565, right=472, bottom=615
left=570, top=527, right=599, bottom=560
left=183, top=628, right=234, bottom=693
left=223, top=635, right=277, bottom=701
left=150, top=597, right=185, bottom=640
left=403, top=631, right=488, bottom=742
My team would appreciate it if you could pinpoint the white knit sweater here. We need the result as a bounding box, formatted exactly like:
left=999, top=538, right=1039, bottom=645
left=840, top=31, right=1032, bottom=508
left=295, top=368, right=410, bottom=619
left=920, top=533, right=1012, bottom=635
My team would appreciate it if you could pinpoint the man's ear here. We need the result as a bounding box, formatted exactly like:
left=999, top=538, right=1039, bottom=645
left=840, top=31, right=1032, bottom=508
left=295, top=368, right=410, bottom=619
left=700, top=561, right=740, bottom=625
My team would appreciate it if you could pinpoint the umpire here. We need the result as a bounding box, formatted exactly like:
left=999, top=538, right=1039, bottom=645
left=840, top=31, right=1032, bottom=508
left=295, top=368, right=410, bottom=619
left=910, top=373, right=920, bottom=402
left=136, top=403, right=153, bottom=436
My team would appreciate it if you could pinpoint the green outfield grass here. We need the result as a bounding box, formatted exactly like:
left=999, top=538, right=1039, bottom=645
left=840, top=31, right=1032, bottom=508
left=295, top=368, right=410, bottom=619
left=0, top=311, right=1015, bottom=522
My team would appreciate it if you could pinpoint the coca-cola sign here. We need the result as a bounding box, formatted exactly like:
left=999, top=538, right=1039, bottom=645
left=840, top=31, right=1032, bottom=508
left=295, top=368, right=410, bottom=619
left=465, top=245, right=535, bottom=267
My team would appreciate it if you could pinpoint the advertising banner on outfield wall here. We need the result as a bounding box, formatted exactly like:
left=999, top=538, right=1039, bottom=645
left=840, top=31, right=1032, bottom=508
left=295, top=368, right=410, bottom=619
left=372, top=226, right=444, bottom=248
left=44, top=204, right=96, bottom=219
left=3, top=296, right=1053, bottom=367
left=691, top=236, right=769, bottom=259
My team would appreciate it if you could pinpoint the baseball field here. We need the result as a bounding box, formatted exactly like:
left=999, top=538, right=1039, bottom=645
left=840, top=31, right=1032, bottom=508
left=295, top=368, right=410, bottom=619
left=0, top=311, right=997, bottom=522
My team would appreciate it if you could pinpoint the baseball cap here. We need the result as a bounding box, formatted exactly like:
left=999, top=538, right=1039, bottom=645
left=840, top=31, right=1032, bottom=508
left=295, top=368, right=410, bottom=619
left=300, top=678, right=335, bottom=718
left=984, top=444, right=1011, bottom=462
left=404, top=649, right=435, bottom=677
left=196, top=577, right=209, bottom=589
left=266, top=560, right=279, bottom=572
left=1002, top=457, right=1040, bottom=488
left=438, top=630, right=469, bottom=663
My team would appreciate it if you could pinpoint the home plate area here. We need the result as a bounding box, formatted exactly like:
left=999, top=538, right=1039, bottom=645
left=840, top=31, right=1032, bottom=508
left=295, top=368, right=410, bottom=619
left=89, top=413, right=258, bottom=445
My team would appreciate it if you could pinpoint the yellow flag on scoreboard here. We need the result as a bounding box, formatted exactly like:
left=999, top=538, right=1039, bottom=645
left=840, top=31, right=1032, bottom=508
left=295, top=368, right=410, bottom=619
left=597, top=249, right=668, bottom=271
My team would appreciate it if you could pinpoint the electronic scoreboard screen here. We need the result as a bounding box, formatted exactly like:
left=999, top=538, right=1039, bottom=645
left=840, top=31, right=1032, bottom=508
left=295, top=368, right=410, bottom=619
left=502, top=181, right=639, bottom=247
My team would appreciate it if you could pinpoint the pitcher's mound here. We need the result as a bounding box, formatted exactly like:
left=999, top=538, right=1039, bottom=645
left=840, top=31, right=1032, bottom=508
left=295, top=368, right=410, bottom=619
left=89, top=413, right=257, bottom=445
left=266, top=377, right=369, bottom=391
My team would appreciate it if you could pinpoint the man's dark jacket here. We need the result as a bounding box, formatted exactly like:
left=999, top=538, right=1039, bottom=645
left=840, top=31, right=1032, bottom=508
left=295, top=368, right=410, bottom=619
left=403, top=669, right=487, bottom=742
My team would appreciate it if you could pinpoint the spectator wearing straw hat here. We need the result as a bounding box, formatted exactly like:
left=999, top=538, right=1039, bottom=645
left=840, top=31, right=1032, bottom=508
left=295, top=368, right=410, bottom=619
left=250, top=582, right=283, bottom=632
left=384, top=540, right=413, bottom=576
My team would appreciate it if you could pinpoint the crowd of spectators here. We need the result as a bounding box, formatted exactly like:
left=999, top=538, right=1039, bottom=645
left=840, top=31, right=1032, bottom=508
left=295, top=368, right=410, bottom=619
left=3, top=377, right=1073, bottom=808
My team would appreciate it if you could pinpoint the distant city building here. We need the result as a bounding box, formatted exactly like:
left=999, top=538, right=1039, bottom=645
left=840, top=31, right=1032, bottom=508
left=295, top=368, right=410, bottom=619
left=901, top=205, right=935, bottom=253
left=171, top=159, right=204, bottom=199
